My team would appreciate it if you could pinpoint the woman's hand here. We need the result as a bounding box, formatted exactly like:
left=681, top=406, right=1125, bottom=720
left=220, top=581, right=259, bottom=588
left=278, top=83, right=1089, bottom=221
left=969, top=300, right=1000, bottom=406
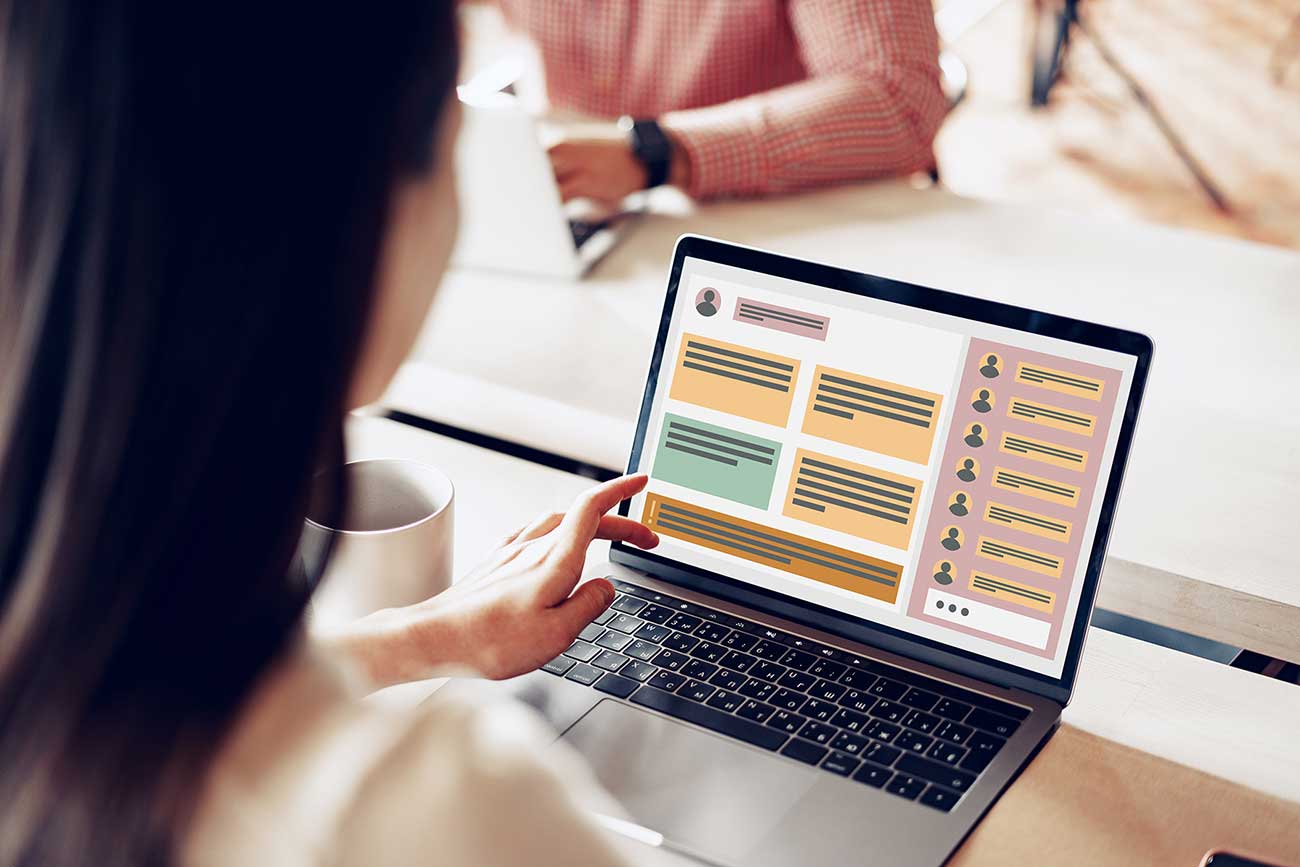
left=326, top=474, right=659, bottom=689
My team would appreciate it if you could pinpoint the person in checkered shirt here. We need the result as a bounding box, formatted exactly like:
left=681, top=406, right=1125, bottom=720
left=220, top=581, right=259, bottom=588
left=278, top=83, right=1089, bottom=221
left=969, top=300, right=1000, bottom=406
left=494, top=0, right=947, bottom=202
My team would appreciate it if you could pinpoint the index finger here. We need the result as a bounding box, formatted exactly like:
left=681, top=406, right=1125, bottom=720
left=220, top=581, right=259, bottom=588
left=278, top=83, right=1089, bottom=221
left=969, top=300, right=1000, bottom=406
left=553, top=474, right=649, bottom=557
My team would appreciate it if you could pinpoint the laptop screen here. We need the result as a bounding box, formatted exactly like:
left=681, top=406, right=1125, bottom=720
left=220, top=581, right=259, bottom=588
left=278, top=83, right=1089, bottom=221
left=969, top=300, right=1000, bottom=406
left=624, top=250, right=1141, bottom=680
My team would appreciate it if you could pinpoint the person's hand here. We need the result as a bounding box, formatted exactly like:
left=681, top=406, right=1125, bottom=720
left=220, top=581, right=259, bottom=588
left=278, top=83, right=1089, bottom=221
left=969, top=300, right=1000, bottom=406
left=325, top=474, right=659, bottom=688
left=547, top=128, right=648, bottom=205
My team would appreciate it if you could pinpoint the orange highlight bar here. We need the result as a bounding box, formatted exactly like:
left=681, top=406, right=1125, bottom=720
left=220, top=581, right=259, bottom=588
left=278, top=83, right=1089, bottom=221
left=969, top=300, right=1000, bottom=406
left=991, top=466, right=1081, bottom=508
left=1014, top=362, right=1105, bottom=401
left=998, top=432, right=1089, bottom=472
left=642, top=492, right=901, bottom=604
left=976, top=535, right=1064, bottom=579
left=983, top=501, right=1073, bottom=543
left=668, top=333, right=800, bottom=427
left=1006, top=397, right=1096, bottom=437
left=969, top=570, right=1056, bottom=613
left=800, top=365, right=943, bottom=464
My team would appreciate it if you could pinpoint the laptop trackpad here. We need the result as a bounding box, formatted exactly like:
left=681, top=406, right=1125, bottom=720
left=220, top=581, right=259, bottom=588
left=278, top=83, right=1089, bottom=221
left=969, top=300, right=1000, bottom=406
left=561, top=700, right=818, bottom=864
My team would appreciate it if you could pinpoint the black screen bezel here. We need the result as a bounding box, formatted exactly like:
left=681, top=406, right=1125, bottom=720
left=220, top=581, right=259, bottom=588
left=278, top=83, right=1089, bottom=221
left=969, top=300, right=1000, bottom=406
left=612, top=235, right=1153, bottom=703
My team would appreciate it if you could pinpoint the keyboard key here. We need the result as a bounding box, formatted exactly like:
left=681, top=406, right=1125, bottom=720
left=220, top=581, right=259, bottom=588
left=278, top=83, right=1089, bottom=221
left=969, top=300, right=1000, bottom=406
left=721, top=631, right=758, bottom=652
left=666, top=613, right=702, bottom=632
left=814, top=645, right=846, bottom=662
left=563, top=641, right=601, bottom=662
left=565, top=663, right=603, bottom=685
left=738, top=678, right=777, bottom=701
left=895, top=754, right=977, bottom=792
left=593, top=608, right=616, bottom=626
left=694, top=622, right=729, bottom=642
left=690, top=641, right=727, bottom=663
left=839, top=689, right=875, bottom=714
left=650, top=670, right=687, bottom=692
left=927, top=741, right=968, bottom=766
left=678, top=679, right=716, bottom=703
left=751, top=639, right=786, bottom=661
left=662, top=631, right=700, bottom=653
left=780, top=739, right=827, bottom=765
left=821, top=751, right=860, bottom=776
left=896, top=731, right=934, bottom=754
left=960, top=730, right=1006, bottom=774
left=885, top=774, right=926, bottom=801
left=737, top=699, right=775, bottom=724
left=830, top=732, right=869, bottom=756
left=800, top=699, right=838, bottom=722
left=870, top=700, right=907, bottom=723
left=853, top=761, right=892, bottom=788
left=594, top=673, right=639, bottom=698
left=621, top=660, right=656, bottom=682
left=708, top=668, right=746, bottom=691
left=780, top=649, right=816, bottom=671
left=934, top=698, right=972, bottom=721
left=797, top=720, right=837, bottom=745
left=634, top=623, right=671, bottom=643
left=901, top=688, right=939, bottom=712
left=840, top=668, right=877, bottom=690
left=770, top=688, right=807, bottom=712
left=920, top=785, right=960, bottom=812
left=755, top=625, right=794, bottom=644
left=652, top=649, right=689, bottom=671
left=719, top=651, right=757, bottom=673
left=866, top=719, right=901, bottom=744
left=778, top=669, right=815, bottom=691
left=595, top=631, right=632, bottom=651
left=632, top=688, right=786, bottom=750
left=829, top=708, right=867, bottom=733
left=870, top=679, right=908, bottom=700
left=863, top=741, right=902, bottom=767
left=608, top=614, right=643, bottom=634
left=751, top=661, right=787, bottom=683
left=682, top=659, right=718, bottom=681
left=935, top=720, right=973, bottom=745
left=966, top=708, right=1021, bottom=738
left=810, top=679, right=846, bottom=702
left=902, top=710, right=940, bottom=734
left=593, top=650, right=630, bottom=672
left=578, top=623, right=605, bottom=643
left=623, top=639, right=660, bottom=662
left=639, top=604, right=673, bottom=624
left=809, top=658, right=846, bottom=681
left=542, top=656, right=575, bottom=676
left=765, top=711, right=806, bottom=735
left=611, top=595, right=647, bottom=615
left=706, top=689, right=743, bottom=713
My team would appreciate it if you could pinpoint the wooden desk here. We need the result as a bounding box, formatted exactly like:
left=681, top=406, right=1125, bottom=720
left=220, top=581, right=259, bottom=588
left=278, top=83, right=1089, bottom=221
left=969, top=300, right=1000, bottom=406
left=348, top=416, right=1300, bottom=805
left=383, top=180, right=1300, bottom=662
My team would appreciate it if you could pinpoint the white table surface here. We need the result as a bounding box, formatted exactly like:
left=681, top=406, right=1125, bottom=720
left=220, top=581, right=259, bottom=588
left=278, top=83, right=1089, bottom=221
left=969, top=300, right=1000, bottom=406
left=348, top=415, right=1300, bottom=804
left=384, top=179, right=1300, bottom=661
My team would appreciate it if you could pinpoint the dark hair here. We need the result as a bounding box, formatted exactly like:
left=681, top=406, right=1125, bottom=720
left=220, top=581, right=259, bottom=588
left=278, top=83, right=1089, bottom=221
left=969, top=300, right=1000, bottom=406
left=0, top=2, right=458, bottom=864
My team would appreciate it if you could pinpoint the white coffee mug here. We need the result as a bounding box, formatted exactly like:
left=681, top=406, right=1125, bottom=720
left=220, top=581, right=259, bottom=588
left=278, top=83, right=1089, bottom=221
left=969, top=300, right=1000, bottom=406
left=302, top=459, right=454, bottom=628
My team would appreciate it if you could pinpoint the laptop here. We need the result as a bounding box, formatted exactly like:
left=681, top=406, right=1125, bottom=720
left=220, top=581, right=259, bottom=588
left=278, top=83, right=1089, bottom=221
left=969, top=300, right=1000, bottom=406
left=506, top=235, right=1152, bottom=865
left=450, top=89, right=631, bottom=279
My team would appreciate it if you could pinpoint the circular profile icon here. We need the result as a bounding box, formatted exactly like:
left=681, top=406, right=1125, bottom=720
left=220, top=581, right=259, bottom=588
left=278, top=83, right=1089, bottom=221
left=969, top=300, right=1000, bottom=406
left=695, top=287, right=720, bottom=317
left=955, top=456, right=980, bottom=482
left=971, top=388, right=994, bottom=414
left=949, top=491, right=971, bottom=517
left=940, top=526, right=964, bottom=551
left=963, top=423, right=985, bottom=448
left=979, top=353, right=1002, bottom=379
left=932, top=561, right=954, bottom=585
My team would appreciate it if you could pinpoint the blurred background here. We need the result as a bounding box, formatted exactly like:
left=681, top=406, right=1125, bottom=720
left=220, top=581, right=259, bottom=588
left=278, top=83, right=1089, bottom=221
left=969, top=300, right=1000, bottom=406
left=466, top=0, right=1300, bottom=249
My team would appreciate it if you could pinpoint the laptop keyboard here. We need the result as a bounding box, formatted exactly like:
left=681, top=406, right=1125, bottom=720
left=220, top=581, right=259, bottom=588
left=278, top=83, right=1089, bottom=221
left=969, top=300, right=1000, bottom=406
left=541, top=579, right=1028, bottom=813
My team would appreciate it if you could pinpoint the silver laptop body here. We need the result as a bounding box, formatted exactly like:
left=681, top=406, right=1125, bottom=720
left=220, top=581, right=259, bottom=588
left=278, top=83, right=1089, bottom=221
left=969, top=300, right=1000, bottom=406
left=481, top=236, right=1153, bottom=866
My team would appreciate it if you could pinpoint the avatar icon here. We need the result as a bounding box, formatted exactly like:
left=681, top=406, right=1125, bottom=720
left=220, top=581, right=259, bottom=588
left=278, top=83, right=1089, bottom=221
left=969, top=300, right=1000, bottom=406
left=695, top=288, right=719, bottom=317
left=964, top=423, right=985, bottom=448
left=949, top=492, right=970, bottom=517
left=971, top=389, right=993, bottom=413
left=980, top=354, right=1001, bottom=378
left=956, top=458, right=978, bottom=482
left=933, top=562, right=954, bottom=585
left=941, top=527, right=962, bottom=551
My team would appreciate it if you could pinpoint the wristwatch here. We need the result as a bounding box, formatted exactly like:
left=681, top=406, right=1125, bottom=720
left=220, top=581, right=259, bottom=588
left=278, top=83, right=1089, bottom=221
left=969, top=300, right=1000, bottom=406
left=618, top=116, right=673, bottom=189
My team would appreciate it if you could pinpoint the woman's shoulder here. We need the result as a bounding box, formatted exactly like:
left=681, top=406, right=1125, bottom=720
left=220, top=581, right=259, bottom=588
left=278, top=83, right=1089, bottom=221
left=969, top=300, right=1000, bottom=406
left=184, top=644, right=649, bottom=867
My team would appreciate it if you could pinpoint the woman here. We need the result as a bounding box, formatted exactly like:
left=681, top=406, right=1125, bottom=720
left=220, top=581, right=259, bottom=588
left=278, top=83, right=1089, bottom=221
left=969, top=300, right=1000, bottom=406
left=0, top=2, right=662, bottom=864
